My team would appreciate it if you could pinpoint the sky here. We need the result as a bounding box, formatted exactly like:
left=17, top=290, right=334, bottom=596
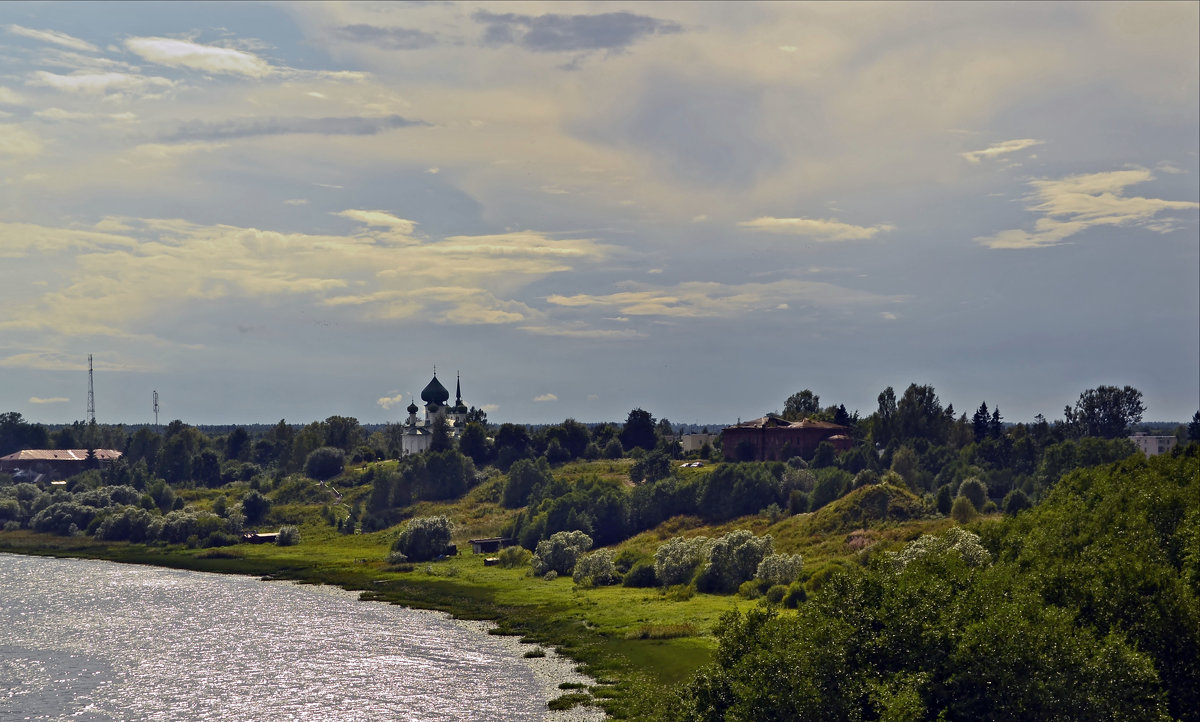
left=0, top=1, right=1197, bottom=427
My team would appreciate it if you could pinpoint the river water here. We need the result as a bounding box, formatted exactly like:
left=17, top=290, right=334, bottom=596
left=0, top=553, right=602, bottom=721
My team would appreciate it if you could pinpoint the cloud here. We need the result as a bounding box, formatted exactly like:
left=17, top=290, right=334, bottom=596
left=165, top=114, right=427, bottom=141
left=961, top=138, right=1044, bottom=163
left=587, top=394, right=600, bottom=401
left=7, top=24, right=99, bottom=53
left=0, top=216, right=609, bottom=345
left=334, top=24, right=438, bottom=50
left=533, top=393, right=558, bottom=402
left=124, top=37, right=274, bottom=77
left=739, top=217, right=896, bottom=241
left=0, top=87, right=26, bottom=106
left=518, top=324, right=644, bottom=339
left=977, top=168, right=1200, bottom=249
left=0, top=351, right=147, bottom=372
left=28, top=396, right=70, bottom=404
left=474, top=10, right=681, bottom=53
left=0, top=125, right=43, bottom=157
left=29, top=70, right=174, bottom=96
left=334, top=209, right=417, bottom=236
left=376, top=393, right=409, bottom=410
left=547, top=278, right=899, bottom=319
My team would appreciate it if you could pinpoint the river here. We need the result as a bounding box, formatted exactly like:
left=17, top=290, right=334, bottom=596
left=0, top=553, right=603, bottom=721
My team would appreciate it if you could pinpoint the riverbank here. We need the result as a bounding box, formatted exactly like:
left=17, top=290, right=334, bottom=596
left=0, top=527, right=737, bottom=719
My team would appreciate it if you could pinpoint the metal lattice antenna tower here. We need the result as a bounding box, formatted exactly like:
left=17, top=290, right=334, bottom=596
left=153, top=390, right=159, bottom=428
left=86, top=354, right=96, bottom=424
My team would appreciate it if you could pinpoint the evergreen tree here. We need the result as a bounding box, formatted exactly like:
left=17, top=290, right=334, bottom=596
left=973, top=402, right=990, bottom=441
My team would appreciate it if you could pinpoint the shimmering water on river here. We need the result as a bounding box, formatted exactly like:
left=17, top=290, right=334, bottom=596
left=0, top=553, right=596, bottom=721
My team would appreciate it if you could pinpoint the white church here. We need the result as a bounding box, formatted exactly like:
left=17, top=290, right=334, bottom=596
left=400, top=371, right=470, bottom=456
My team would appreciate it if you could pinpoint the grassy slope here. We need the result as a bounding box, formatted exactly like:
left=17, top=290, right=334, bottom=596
left=0, top=462, right=963, bottom=718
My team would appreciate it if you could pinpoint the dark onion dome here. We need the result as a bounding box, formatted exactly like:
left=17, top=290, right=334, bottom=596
left=421, top=375, right=450, bottom=404
left=407, top=400, right=419, bottom=414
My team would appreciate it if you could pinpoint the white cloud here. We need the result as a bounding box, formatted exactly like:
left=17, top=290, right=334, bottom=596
left=28, top=396, right=70, bottom=404
left=977, top=168, right=1200, bottom=249
left=518, top=324, right=644, bottom=339
left=533, top=393, right=558, bottom=402
left=548, top=279, right=899, bottom=320
left=376, top=392, right=409, bottom=410
left=961, top=138, right=1044, bottom=163
left=0, top=125, right=43, bottom=157
left=739, top=216, right=895, bottom=241
left=7, top=24, right=99, bottom=53
left=587, top=394, right=600, bottom=401
left=334, top=209, right=418, bottom=238
left=29, top=70, right=174, bottom=96
left=283, top=198, right=309, bottom=206
left=0, top=87, right=26, bottom=106
left=125, top=37, right=274, bottom=78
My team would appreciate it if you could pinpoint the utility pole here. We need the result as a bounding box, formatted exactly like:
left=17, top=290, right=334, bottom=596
left=86, top=354, right=96, bottom=424
left=153, top=390, right=159, bottom=428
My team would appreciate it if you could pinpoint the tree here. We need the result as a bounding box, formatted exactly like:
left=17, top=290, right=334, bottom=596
left=957, top=477, right=988, bottom=512
left=465, top=406, right=488, bottom=425
left=620, top=408, right=657, bottom=452
left=972, top=402, right=990, bottom=441
left=305, top=446, right=345, bottom=480
left=1188, top=411, right=1200, bottom=442
left=655, top=536, right=712, bottom=587
left=391, top=515, right=453, bottom=562
left=1064, top=385, right=1144, bottom=438
left=531, top=530, right=592, bottom=576
left=503, top=457, right=552, bottom=508
left=896, top=383, right=947, bottom=444
left=873, top=386, right=898, bottom=446
left=241, top=490, right=270, bottom=525
left=698, top=530, right=774, bottom=593
left=990, top=407, right=1004, bottom=439
left=429, top=415, right=452, bottom=452
left=322, top=415, right=362, bottom=452
left=783, top=390, right=821, bottom=421
left=573, top=549, right=620, bottom=586
left=457, top=422, right=491, bottom=466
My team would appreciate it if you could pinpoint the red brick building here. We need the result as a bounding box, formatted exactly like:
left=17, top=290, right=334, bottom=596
left=721, top=416, right=852, bottom=462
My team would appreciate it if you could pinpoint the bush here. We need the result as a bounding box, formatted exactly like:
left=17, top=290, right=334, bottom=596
left=573, top=549, right=620, bottom=586
left=782, top=582, right=807, bottom=608
left=696, top=530, right=774, bottom=594
left=497, top=545, right=531, bottom=568
left=241, top=491, right=270, bottom=525
left=957, top=476, right=988, bottom=511
left=756, top=553, right=804, bottom=586
left=622, top=561, right=658, bottom=587
left=1002, top=488, right=1032, bottom=515
left=950, top=495, right=978, bottom=523
left=305, top=446, right=345, bottom=481
left=532, top=530, right=592, bottom=576
left=543, top=570, right=558, bottom=581
left=276, top=525, right=300, bottom=546
left=765, top=584, right=788, bottom=605
left=654, top=536, right=712, bottom=587
left=392, top=516, right=453, bottom=562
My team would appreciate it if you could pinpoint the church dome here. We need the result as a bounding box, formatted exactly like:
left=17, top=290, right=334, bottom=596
left=421, top=375, right=450, bottom=404
left=407, top=400, right=419, bottom=414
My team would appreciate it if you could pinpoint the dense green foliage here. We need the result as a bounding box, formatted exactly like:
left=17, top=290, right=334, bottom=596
left=392, top=515, right=453, bottom=562
left=672, top=451, right=1200, bottom=721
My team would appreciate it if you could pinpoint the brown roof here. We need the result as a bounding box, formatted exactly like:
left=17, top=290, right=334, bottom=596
left=0, top=449, right=123, bottom=462
left=727, top=416, right=847, bottom=431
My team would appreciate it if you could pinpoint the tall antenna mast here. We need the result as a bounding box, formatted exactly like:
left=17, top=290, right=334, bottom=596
left=86, top=354, right=96, bottom=424
left=153, top=390, right=159, bottom=428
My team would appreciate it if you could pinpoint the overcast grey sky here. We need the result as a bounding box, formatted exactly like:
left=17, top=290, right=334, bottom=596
left=1, top=1, right=1197, bottom=426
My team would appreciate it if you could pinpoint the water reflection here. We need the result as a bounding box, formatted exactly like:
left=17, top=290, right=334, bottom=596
left=0, top=554, right=576, bottom=721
